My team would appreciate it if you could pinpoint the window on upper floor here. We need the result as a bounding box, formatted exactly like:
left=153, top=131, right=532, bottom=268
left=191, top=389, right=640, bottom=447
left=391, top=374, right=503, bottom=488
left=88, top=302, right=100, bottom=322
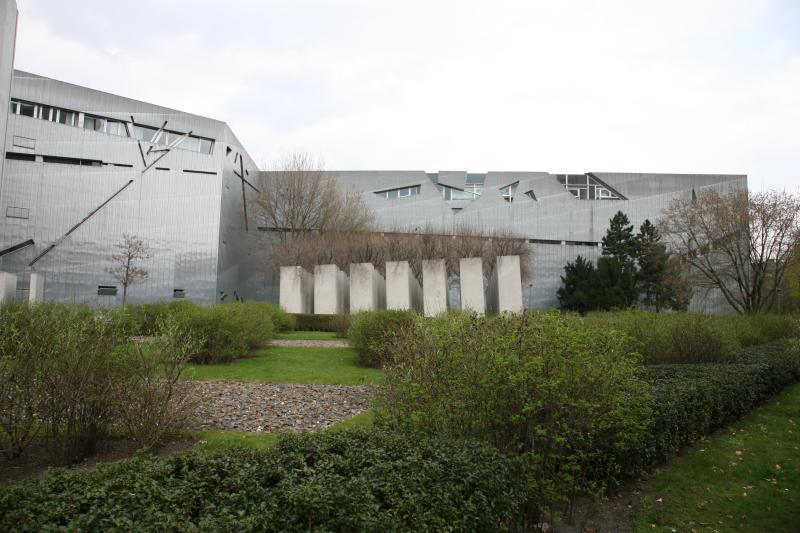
left=499, top=182, right=519, bottom=203
left=57, top=109, right=77, bottom=126
left=104, top=119, right=127, bottom=137
left=375, top=185, right=420, bottom=199
left=556, top=174, right=621, bottom=200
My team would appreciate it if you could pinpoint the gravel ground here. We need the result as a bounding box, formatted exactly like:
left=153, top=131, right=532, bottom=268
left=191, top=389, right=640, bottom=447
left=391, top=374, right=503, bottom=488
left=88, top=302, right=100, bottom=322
left=193, top=381, right=374, bottom=432
left=271, top=339, right=350, bottom=348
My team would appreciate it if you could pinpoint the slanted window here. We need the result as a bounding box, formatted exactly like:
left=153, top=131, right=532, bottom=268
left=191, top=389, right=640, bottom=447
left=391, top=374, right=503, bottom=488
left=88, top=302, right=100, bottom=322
left=557, top=174, right=621, bottom=200
left=499, top=182, right=519, bottom=203
left=133, top=124, right=157, bottom=142
left=375, top=185, right=420, bottom=199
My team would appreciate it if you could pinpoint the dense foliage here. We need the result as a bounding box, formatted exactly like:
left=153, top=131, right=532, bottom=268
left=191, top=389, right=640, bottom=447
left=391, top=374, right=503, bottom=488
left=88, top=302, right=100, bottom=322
left=379, top=311, right=651, bottom=520
left=347, top=309, right=417, bottom=367
left=0, top=303, right=197, bottom=463
left=0, top=429, right=527, bottom=532
left=559, top=212, right=689, bottom=313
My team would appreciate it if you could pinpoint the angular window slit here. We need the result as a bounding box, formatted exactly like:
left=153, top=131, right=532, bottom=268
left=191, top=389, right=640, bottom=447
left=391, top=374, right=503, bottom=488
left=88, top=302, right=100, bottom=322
left=183, top=169, right=217, bottom=175
left=5, top=152, right=36, bottom=161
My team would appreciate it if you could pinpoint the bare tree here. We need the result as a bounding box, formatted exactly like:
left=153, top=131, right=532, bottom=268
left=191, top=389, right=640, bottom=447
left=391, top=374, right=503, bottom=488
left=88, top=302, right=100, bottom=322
left=267, top=223, right=533, bottom=284
left=659, top=188, right=800, bottom=314
left=106, top=234, right=153, bottom=307
left=252, top=151, right=373, bottom=237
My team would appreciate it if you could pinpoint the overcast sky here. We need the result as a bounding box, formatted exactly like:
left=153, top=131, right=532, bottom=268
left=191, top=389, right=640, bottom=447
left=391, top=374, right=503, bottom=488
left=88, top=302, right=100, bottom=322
left=12, top=0, right=800, bottom=191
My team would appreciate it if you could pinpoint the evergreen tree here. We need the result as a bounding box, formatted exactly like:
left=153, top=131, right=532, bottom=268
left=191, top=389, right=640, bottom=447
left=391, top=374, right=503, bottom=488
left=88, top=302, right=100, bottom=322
left=635, top=219, right=689, bottom=311
left=557, top=255, right=596, bottom=314
left=602, top=211, right=638, bottom=265
left=592, top=256, right=639, bottom=310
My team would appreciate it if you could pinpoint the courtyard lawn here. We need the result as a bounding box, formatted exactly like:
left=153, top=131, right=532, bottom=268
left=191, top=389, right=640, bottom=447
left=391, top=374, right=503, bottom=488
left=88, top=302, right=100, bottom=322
left=183, top=345, right=381, bottom=385
left=634, top=383, right=800, bottom=533
left=275, top=330, right=340, bottom=341
left=191, top=410, right=375, bottom=452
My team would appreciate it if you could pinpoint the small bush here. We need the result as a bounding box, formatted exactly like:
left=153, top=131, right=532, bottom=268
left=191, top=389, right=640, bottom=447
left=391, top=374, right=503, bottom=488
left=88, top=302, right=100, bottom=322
left=348, top=309, right=418, bottom=367
left=0, top=429, right=528, bottom=532
left=379, top=311, right=651, bottom=522
left=260, top=302, right=296, bottom=332
left=115, top=319, right=202, bottom=449
left=292, top=313, right=350, bottom=333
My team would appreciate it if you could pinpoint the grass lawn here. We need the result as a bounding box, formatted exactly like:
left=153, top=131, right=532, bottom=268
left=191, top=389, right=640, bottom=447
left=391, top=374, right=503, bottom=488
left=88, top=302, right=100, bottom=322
left=275, top=331, right=340, bottom=340
left=183, top=345, right=381, bottom=385
left=191, top=410, right=375, bottom=452
left=635, top=383, right=800, bottom=532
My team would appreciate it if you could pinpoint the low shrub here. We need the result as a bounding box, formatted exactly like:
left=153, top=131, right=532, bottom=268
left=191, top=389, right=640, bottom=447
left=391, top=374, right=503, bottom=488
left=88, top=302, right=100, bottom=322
left=379, top=311, right=651, bottom=522
left=292, top=313, right=350, bottom=333
left=0, top=429, right=528, bottom=532
left=348, top=309, right=418, bottom=367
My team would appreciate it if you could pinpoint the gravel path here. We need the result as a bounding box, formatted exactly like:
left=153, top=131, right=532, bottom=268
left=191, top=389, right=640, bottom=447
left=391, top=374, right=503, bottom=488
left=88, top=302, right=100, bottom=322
left=193, top=381, right=374, bottom=432
left=271, top=339, right=350, bottom=348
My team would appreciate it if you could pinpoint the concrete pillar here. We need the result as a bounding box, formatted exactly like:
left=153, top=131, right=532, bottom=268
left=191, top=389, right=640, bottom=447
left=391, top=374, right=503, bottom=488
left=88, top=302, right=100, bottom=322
left=350, top=263, right=385, bottom=313
left=314, top=264, right=348, bottom=314
left=280, top=266, right=313, bottom=314
left=386, top=261, right=422, bottom=312
left=28, top=272, right=44, bottom=304
left=0, top=271, right=17, bottom=305
left=459, top=257, right=485, bottom=314
left=496, top=255, right=523, bottom=313
left=422, top=259, right=447, bottom=317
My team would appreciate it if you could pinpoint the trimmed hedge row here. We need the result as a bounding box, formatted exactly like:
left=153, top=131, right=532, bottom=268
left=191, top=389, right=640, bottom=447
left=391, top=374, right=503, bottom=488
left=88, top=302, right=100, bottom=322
left=291, top=313, right=350, bottom=337
left=0, top=429, right=527, bottom=532
left=641, top=340, right=800, bottom=466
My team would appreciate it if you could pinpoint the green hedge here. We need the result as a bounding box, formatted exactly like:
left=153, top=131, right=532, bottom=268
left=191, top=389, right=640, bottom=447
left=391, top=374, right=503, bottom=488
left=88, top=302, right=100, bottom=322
left=582, top=310, right=799, bottom=364
left=0, top=429, right=527, bottom=532
left=292, top=313, right=350, bottom=336
left=640, top=340, right=800, bottom=466
left=348, top=309, right=418, bottom=367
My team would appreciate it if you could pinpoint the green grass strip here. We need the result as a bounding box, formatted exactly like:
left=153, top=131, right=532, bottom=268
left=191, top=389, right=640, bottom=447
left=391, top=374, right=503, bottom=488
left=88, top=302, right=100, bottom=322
left=635, top=383, right=800, bottom=532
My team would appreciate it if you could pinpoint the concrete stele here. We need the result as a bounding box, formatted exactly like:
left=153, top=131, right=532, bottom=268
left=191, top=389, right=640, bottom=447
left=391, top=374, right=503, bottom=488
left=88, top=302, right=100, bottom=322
left=422, top=259, right=447, bottom=316
left=314, top=264, right=347, bottom=314
left=496, top=255, right=523, bottom=313
left=350, top=263, right=385, bottom=313
left=279, top=266, right=313, bottom=314
left=386, top=261, right=422, bottom=311
left=459, top=257, right=485, bottom=314
left=0, top=271, right=16, bottom=304
left=28, top=272, right=44, bottom=303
